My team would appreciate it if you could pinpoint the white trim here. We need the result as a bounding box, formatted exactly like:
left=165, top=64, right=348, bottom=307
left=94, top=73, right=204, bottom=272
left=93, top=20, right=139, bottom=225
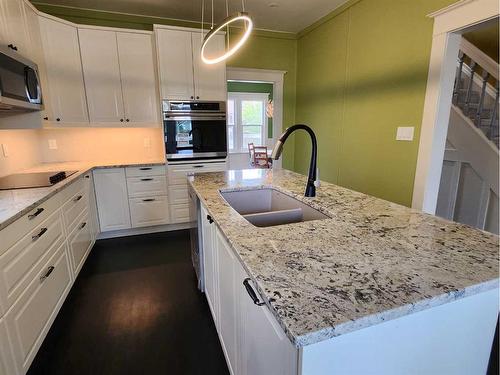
left=411, top=0, right=499, bottom=213
left=97, top=222, right=193, bottom=239
left=226, top=67, right=285, bottom=169
left=460, top=37, right=499, bottom=80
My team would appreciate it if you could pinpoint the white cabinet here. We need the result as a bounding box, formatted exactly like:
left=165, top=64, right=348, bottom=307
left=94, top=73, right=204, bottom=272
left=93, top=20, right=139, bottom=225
left=39, top=16, right=89, bottom=126
left=237, top=267, right=298, bottom=375
left=5, top=241, right=72, bottom=374
left=79, top=28, right=159, bottom=126
left=79, top=28, right=124, bottom=124
left=156, top=28, right=194, bottom=100
left=155, top=26, right=226, bottom=100
left=67, top=210, right=92, bottom=276
left=216, top=230, right=239, bottom=374
left=129, top=196, right=169, bottom=227
left=117, top=32, right=159, bottom=125
left=93, top=168, right=131, bottom=232
left=200, top=202, right=298, bottom=375
left=0, top=318, right=16, bottom=375
left=0, top=0, right=31, bottom=58
left=192, top=33, right=226, bottom=101
left=201, top=204, right=218, bottom=325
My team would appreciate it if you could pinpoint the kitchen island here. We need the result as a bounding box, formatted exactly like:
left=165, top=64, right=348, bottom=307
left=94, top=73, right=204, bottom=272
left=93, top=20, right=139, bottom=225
left=189, top=168, right=499, bottom=375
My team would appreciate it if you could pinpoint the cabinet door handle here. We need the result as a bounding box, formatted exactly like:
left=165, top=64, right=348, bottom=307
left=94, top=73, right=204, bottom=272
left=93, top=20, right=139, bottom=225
left=84, top=175, right=90, bottom=179
left=32, top=227, right=48, bottom=241
left=56, top=118, right=61, bottom=122
left=43, top=116, right=49, bottom=120
left=193, top=165, right=204, bottom=168
left=142, top=198, right=155, bottom=202
left=28, top=207, right=44, bottom=220
left=190, top=96, right=194, bottom=99
left=7, top=44, right=17, bottom=51
left=73, top=195, right=83, bottom=202
left=206, top=215, right=213, bottom=224
left=126, top=119, right=130, bottom=122
left=79, top=222, right=87, bottom=229
left=139, top=167, right=152, bottom=171
left=243, top=278, right=266, bottom=306
left=140, top=178, right=153, bottom=181
left=196, top=96, right=200, bottom=99
left=40, top=266, right=55, bottom=282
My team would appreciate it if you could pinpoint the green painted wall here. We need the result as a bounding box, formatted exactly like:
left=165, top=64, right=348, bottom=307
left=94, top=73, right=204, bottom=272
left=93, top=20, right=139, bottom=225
left=294, top=0, right=457, bottom=206
left=227, top=81, right=273, bottom=138
left=30, top=2, right=297, bottom=170
left=463, top=21, right=499, bottom=63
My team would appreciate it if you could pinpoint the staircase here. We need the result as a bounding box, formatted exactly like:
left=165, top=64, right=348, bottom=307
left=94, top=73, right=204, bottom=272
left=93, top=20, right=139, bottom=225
left=436, top=37, right=499, bottom=235
left=452, top=38, right=499, bottom=147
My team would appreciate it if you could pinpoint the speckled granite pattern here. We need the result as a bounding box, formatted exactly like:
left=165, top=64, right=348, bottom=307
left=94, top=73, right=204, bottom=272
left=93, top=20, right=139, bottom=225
left=0, top=160, right=165, bottom=230
left=189, top=169, right=499, bottom=347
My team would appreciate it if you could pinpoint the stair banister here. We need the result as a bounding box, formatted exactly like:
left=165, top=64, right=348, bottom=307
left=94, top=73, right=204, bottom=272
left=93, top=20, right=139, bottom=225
left=460, top=37, right=499, bottom=80
left=475, top=70, right=490, bottom=126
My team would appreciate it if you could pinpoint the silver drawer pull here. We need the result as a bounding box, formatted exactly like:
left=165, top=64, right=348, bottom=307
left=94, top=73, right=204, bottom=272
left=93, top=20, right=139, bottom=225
left=140, top=178, right=153, bottom=181
left=142, top=198, right=155, bottom=202
left=139, top=167, right=152, bottom=171
left=73, top=195, right=83, bottom=202
left=79, top=222, right=87, bottom=229
left=40, top=266, right=55, bottom=282
left=32, top=227, right=47, bottom=241
left=28, top=207, right=44, bottom=220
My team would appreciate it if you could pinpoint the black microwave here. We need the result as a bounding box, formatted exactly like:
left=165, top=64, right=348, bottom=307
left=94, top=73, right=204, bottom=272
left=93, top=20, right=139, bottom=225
left=0, top=46, right=43, bottom=112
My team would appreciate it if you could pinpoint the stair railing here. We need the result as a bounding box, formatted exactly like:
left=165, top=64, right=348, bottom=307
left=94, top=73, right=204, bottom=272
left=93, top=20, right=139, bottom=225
left=453, top=37, right=499, bottom=146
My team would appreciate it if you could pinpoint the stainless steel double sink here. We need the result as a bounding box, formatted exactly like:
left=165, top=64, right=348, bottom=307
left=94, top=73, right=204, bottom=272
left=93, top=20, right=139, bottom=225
left=220, top=188, right=330, bottom=227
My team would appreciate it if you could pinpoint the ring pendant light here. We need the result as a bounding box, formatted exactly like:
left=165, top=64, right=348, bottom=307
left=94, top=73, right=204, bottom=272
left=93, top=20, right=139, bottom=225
left=200, top=0, right=253, bottom=65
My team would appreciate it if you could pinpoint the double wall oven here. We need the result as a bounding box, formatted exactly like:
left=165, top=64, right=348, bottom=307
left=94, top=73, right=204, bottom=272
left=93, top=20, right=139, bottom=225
left=163, top=100, right=227, bottom=161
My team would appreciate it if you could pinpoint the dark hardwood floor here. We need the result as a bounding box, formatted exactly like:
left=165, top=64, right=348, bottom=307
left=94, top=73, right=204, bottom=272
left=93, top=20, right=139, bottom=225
left=28, top=230, right=229, bottom=375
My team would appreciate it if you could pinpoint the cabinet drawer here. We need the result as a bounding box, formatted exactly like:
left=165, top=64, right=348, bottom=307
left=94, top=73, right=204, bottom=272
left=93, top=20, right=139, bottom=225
left=127, top=176, right=167, bottom=198
left=167, top=162, right=226, bottom=185
left=5, top=242, right=71, bottom=373
left=0, top=211, right=64, bottom=315
left=125, top=165, right=165, bottom=178
left=129, top=196, right=169, bottom=228
left=62, top=188, right=88, bottom=232
left=170, top=203, right=191, bottom=224
left=67, top=210, right=92, bottom=276
left=168, top=185, right=189, bottom=204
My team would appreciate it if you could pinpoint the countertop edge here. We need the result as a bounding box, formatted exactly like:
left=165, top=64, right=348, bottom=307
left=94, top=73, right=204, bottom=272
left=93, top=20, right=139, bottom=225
left=0, top=161, right=165, bottom=230
left=189, top=178, right=500, bottom=348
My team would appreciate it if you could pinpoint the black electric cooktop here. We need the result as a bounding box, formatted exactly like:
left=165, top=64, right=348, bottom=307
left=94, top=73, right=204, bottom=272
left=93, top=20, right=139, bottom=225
left=0, top=171, right=78, bottom=190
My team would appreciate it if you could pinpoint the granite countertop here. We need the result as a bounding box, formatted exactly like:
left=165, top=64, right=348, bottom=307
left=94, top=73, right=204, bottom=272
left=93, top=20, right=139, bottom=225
left=189, top=168, right=499, bottom=347
left=0, top=160, right=165, bottom=230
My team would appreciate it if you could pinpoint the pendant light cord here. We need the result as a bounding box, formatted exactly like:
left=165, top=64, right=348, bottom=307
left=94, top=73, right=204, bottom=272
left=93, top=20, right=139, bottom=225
left=211, top=0, right=214, bottom=29
left=201, top=0, right=205, bottom=41
left=241, top=0, right=245, bottom=12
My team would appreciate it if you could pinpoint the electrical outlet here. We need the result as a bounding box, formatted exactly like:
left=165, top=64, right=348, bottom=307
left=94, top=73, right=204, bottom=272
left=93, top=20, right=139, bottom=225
left=396, top=127, right=414, bottom=141
left=2, top=143, right=9, bottom=157
left=143, top=137, right=151, bottom=148
left=48, top=139, right=58, bottom=150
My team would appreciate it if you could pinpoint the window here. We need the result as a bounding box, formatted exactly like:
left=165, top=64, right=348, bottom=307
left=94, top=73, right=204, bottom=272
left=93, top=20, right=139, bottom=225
left=227, top=92, right=268, bottom=153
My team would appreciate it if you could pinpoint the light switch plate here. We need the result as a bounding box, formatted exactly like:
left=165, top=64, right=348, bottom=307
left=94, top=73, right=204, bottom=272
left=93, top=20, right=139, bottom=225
left=48, top=139, right=58, bottom=150
left=2, top=143, right=9, bottom=157
left=396, top=127, right=414, bottom=141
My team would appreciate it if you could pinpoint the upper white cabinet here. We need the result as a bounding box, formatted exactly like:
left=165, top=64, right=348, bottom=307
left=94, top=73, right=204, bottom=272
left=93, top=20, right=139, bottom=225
left=155, top=26, right=226, bottom=101
left=79, top=28, right=159, bottom=126
left=79, top=28, right=124, bottom=124
left=156, top=28, right=194, bottom=101
left=116, top=32, right=159, bottom=125
left=192, top=33, right=226, bottom=101
left=0, top=0, right=31, bottom=58
left=39, top=16, right=89, bottom=126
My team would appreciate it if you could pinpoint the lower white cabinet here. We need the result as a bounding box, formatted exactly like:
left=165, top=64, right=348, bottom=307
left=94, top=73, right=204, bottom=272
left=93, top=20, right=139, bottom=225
left=129, top=196, right=169, bottom=227
left=93, top=168, right=132, bottom=232
left=67, top=209, right=92, bottom=276
left=0, top=318, right=16, bottom=375
left=5, top=241, right=72, bottom=374
left=200, top=202, right=298, bottom=375
left=201, top=204, right=218, bottom=325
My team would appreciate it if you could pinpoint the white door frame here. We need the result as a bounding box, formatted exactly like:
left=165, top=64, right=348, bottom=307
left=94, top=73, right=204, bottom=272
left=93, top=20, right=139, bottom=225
left=411, top=0, right=499, bottom=213
left=226, top=67, right=286, bottom=169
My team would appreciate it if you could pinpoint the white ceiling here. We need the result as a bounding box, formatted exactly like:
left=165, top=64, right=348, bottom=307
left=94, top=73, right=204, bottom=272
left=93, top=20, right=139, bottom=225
left=34, top=0, right=349, bottom=33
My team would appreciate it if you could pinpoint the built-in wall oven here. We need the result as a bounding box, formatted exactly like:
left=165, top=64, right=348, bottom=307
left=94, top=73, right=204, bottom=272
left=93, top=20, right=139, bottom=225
left=163, top=100, right=227, bottom=161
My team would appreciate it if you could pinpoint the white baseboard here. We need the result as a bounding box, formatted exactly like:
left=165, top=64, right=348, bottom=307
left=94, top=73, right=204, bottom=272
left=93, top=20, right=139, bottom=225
left=97, top=222, right=195, bottom=240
